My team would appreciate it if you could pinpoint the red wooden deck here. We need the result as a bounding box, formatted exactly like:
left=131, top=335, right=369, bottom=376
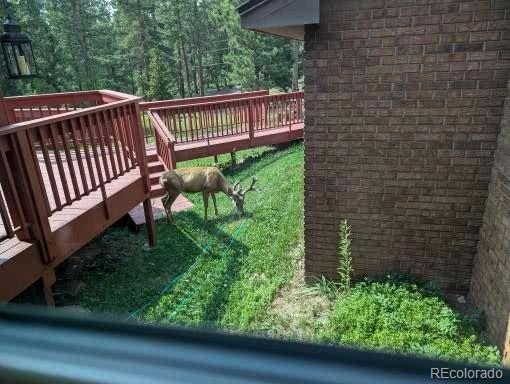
left=174, top=123, right=304, bottom=162
left=144, top=91, right=304, bottom=169
left=0, top=89, right=303, bottom=305
left=0, top=90, right=156, bottom=304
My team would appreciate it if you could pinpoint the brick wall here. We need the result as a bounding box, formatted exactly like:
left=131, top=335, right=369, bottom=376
left=304, top=0, right=510, bottom=292
left=470, top=87, right=510, bottom=361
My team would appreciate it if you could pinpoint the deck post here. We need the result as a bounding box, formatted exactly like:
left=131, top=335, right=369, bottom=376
left=0, top=90, right=8, bottom=126
left=143, top=198, right=156, bottom=247
left=248, top=100, right=254, bottom=145
left=168, top=141, right=177, bottom=170
left=133, top=102, right=157, bottom=247
left=41, top=268, right=56, bottom=307
left=15, top=131, right=53, bottom=263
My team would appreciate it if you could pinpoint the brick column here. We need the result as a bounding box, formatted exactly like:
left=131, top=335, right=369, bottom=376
left=470, top=84, right=510, bottom=359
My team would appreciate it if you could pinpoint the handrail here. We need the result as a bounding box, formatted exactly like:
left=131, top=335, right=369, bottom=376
left=147, top=110, right=176, bottom=170
left=138, top=90, right=270, bottom=144
left=140, top=90, right=268, bottom=111
left=0, top=97, right=142, bottom=136
left=148, top=111, right=174, bottom=143
left=150, top=91, right=304, bottom=145
left=149, top=91, right=302, bottom=112
left=4, top=90, right=104, bottom=105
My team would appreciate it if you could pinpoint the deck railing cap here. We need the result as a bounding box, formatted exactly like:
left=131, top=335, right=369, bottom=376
left=149, top=91, right=304, bottom=113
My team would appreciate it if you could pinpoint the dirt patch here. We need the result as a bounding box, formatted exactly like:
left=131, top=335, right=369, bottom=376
left=261, top=243, right=332, bottom=341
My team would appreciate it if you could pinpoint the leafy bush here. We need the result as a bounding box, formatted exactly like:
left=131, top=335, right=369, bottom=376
left=320, top=280, right=501, bottom=365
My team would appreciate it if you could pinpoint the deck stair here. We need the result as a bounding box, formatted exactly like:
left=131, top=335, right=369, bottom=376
left=147, top=151, right=166, bottom=198
left=127, top=150, right=193, bottom=226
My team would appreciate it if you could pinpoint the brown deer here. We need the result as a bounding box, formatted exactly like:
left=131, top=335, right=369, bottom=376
left=159, top=167, right=257, bottom=222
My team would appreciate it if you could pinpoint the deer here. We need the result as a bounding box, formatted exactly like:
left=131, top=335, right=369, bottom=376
left=159, top=167, right=258, bottom=222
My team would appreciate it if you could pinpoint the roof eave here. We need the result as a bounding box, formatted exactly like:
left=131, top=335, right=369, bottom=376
left=238, top=0, right=319, bottom=41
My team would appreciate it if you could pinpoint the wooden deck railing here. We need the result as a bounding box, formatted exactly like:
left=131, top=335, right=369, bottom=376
left=154, top=91, right=304, bottom=143
left=139, top=90, right=269, bottom=143
left=0, top=90, right=148, bottom=262
left=147, top=91, right=304, bottom=169
left=147, top=110, right=176, bottom=171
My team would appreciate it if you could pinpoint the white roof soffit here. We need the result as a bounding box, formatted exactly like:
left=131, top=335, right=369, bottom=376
left=239, top=0, right=319, bottom=41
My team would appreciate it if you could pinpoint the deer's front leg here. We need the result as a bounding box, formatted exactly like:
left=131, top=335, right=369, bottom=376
left=161, top=194, right=171, bottom=223
left=211, top=193, right=219, bottom=216
left=202, top=191, right=209, bottom=221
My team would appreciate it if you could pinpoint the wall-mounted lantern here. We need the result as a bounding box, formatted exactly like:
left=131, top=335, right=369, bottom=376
left=1, top=4, right=38, bottom=79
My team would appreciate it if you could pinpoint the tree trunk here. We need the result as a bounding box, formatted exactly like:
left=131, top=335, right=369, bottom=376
left=176, top=6, right=192, bottom=97
left=71, top=0, right=91, bottom=90
left=193, top=0, right=205, bottom=96
left=136, top=0, right=150, bottom=96
left=191, top=55, right=199, bottom=95
left=292, top=40, right=299, bottom=91
left=176, top=43, right=186, bottom=98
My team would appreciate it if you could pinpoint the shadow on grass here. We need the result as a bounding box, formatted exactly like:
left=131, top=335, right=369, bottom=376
left=154, top=210, right=249, bottom=325
left=219, top=142, right=301, bottom=179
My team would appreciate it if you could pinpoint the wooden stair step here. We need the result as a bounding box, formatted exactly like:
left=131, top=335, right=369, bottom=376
left=146, top=149, right=158, bottom=163
left=148, top=161, right=165, bottom=174
left=150, top=185, right=166, bottom=198
left=150, top=171, right=166, bottom=185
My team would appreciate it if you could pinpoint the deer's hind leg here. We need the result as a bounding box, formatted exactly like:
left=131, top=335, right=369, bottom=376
left=202, top=191, right=210, bottom=221
left=211, top=193, right=219, bottom=216
left=162, top=190, right=179, bottom=223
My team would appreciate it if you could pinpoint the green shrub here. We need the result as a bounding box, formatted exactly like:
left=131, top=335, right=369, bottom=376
left=320, top=280, right=501, bottom=365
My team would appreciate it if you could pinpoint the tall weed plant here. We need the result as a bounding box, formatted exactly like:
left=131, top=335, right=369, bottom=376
left=338, top=219, right=353, bottom=292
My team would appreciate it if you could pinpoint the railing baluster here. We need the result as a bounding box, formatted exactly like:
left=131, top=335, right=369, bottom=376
left=39, top=127, right=62, bottom=212
left=234, top=101, right=239, bottom=134
left=100, top=110, right=118, bottom=178
left=175, top=111, right=181, bottom=143
left=79, top=115, right=98, bottom=190
left=49, top=123, right=72, bottom=206
left=122, top=105, right=136, bottom=168
left=4, top=137, right=28, bottom=230
left=86, top=113, right=109, bottom=217
left=214, top=104, right=220, bottom=138
left=0, top=187, right=15, bottom=239
left=93, top=112, right=111, bottom=183
left=59, top=121, right=80, bottom=200
left=69, top=118, right=89, bottom=196
left=0, top=150, right=17, bottom=239
left=187, top=107, right=194, bottom=142
left=26, top=130, right=52, bottom=215
left=221, top=104, right=226, bottom=136
left=106, top=108, right=125, bottom=175
left=112, top=107, right=131, bottom=170
left=171, top=111, right=177, bottom=140
left=228, top=102, right=234, bottom=135
left=121, top=105, right=137, bottom=168
left=197, top=106, right=203, bottom=140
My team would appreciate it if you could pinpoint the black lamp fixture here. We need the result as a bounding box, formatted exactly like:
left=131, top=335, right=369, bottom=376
left=1, top=0, right=37, bottom=79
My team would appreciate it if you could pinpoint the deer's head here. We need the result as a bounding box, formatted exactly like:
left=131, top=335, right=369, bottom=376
left=230, top=177, right=258, bottom=215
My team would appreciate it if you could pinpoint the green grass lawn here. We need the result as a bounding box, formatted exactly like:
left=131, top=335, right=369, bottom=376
left=60, top=142, right=501, bottom=365
left=73, top=143, right=303, bottom=331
